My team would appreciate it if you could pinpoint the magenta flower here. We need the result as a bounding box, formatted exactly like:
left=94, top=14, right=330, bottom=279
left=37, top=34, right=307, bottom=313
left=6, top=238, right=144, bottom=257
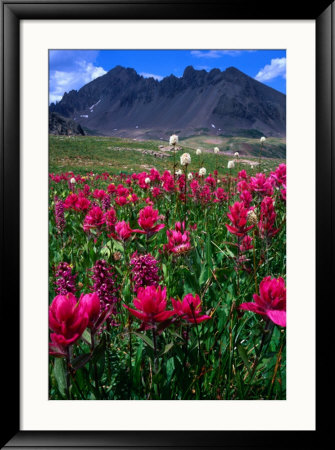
left=107, top=183, right=116, bottom=194
left=226, top=201, right=254, bottom=237
left=271, top=163, right=286, bottom=187
left=239, top=190, right=253, bottom=209
left=162, top=170, right=175, bottom=192
left=249, top=173, right=273, bottom=197
left=116, top=184, right=130, bottom=197
left=54, top=262, right=77, bottom=295
left=79, top=292, right=101, bottom=329
left=54, top=197, right=65, bottom=233
left=123, top=285, right=174, bottom=326
left=239, top=235, right=253, bottom=252
left=113, top=220, right=137, bottom=241
left=64, top=193, right=78, bottom=210
left=83, top=206, right=106, bottom=232
left=91, top=259, right=119, bottom=307
left=239, top=276, right=286, bottom=327
left=258, top=196, right=279, bottom=239
left=105, top=207, right=117, bottom=232
left=137, top=206, right=165, bottom=235
left=164, top=221, right=191, bottom=255
left=49, top=293, right=89, bottom=355
left=75, top=196, right=91, bottom=212
left=130, top=252, right=160, bottom=292
left=213, top=187, right=228, bottom=203
left=172, top=294, right=211, bottom=324
left=115, top=195, right=129, bottom=206
left=101, top=194, right=111, bottom=211
left=281, top=185, right=286, bottom=202
left=238, top=169, right=248, bottom=180
left=93, top=189, right=107, bottom=200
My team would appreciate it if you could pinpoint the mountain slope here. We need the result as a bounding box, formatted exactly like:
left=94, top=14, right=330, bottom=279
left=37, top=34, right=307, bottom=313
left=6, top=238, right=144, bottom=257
left=50, top=65, right=286, bottom=139
left=49, top=112, right=85, bottom=136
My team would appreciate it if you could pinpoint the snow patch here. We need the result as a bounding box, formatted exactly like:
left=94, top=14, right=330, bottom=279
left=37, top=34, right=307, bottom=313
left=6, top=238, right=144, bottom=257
left=89, top=99, right=101, bottom=111
left=211, top=124, right=216, bottom=128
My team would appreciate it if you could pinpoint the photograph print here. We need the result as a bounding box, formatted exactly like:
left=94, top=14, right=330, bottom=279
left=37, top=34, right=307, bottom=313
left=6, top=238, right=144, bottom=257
left=48, top=49, right=286, bottom=400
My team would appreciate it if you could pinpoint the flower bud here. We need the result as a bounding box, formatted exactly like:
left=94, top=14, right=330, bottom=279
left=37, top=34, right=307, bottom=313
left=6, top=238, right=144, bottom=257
left=247, top=209, right=258, bottom=225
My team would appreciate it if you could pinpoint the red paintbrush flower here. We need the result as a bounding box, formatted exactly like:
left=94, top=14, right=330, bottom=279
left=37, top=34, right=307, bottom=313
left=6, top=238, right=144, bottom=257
left=137, top=206, right=165, bottom=235
left=164, top=221, right=191, bottom=255
left=171, top=294, right=211, bottom=324
left=49, top=293, right=89, bottom=356
left=239, top=276, right=286, bottom=327
left=123, top=285, right=174, bottom=326
left=226, top=201, right=254, bottom=237
left=83, top=206, right=105, bottom=232
left=258, top=196, right=279, bottom=239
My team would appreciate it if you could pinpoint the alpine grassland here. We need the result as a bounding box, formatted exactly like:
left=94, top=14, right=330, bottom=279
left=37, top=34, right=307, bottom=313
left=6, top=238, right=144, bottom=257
left=49, top=134, right=286, bottom=400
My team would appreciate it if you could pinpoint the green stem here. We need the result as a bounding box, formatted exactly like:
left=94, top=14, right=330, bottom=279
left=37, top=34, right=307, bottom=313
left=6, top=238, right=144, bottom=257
left=66, top=347, right=71, bottom=399
left=90, top=330, right=102, bottom=399
left=152, top=326, right=159, bottom=374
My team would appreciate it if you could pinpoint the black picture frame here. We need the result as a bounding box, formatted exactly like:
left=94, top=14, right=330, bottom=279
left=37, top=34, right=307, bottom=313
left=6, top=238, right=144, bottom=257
left=0, top=0, right=333, bottom=448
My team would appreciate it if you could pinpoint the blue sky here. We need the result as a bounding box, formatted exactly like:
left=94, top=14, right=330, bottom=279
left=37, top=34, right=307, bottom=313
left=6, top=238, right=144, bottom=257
left=49, top=49, right=286, bottom=104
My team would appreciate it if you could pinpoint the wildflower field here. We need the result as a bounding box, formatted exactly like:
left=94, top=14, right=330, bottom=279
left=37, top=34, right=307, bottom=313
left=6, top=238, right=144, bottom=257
left=49, top=135, right=286, bottom=400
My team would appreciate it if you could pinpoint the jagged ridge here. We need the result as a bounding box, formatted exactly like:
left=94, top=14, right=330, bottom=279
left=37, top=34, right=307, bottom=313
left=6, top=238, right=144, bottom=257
left=50, top=65, right=286, bottom=139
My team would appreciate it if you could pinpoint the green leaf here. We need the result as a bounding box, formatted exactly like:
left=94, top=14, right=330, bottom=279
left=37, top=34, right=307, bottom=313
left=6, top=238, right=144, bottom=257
left=166, top=357, right=175, bottom=384
left=91, top=335, right=106, bottom=363
left=159, top=342, right=174, bottom=357
left=199, top=264, right=209, bottom=286
left=237, top=343, right=251, bottom=374
left=112, top=240, right=124, bottom=253
left=54, top=358, right=67, bottom=397
left=133, top=341, right=144, bottom=386
left=81, top=329, right=92, bottom=346
left=133, top=332, right=155, bottom=350
left=71, top=353, right=92, bottom=370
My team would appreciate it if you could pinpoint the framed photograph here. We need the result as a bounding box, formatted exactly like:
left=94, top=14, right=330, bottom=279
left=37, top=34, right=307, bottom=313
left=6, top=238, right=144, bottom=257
left=0, top=0, right=333, bottom=448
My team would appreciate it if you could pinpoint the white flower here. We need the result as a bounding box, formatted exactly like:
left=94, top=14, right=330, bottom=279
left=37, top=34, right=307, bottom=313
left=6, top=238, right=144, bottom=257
left=175, top=169, right=182, bottom=176
left=217, top=179, right=221, bottom=183
left=250, top=165, right=254, bottom=170
left=228, top=160, right=235, bottom=169
left=180, top=153, right=191, bottom=166
left=70, top=177, right=76, bottom=184
left=199, top=167, right=207, bottom=177
left=188, top=172, right=193, bottom=181
left=260, top=136, right=266, bottom=143
left=196, top=148, right=202, bottom=155
left=169, top=134, right=179, bottom=145
left=145, top=177, right=151, bottom=184
left=214, top=147, right=220, bottom=154
left=234, top=152, right=239, bottom=158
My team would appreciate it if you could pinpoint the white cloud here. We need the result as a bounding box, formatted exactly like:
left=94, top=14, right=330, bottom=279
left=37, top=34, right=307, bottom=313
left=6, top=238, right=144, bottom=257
left=140, top=72, right=163, bottom=81
left=49, top=60, right=107, bottom=104
left=255, top=57, right=286, bottom=82
left=190, top=50, right=243, bottom=58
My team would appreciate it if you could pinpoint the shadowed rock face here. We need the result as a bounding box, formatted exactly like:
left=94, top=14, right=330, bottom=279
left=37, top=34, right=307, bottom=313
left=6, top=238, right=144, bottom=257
left=49, top=65, right=286, bottom=139
left=49, top=112, right=85, bottom=136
